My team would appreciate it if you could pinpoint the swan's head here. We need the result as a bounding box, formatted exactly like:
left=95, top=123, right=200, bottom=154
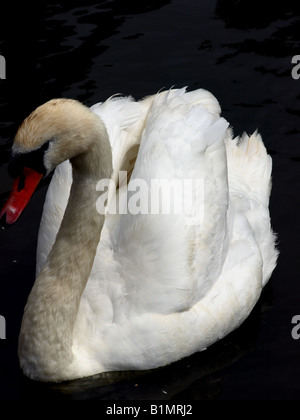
left=12, top=99, right=103, bottom=174
left=0, top=98, right=105, bottom=227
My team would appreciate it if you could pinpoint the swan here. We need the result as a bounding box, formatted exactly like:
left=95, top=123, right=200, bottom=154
left=0, top=88, right=278, bottom=382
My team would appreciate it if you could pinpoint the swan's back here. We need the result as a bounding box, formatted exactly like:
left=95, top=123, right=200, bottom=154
left=36, top=88, right=277, bottom=378
left=101, top=89, right=231, bottom=315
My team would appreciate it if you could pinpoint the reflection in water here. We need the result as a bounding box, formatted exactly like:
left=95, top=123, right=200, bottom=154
left=0, top=1, right=172, bottom=140
left=216, top=0, right=300, bottom=62
left=212, top=0, right=300, bottom=156
left=37, top=0, right=172, bottom=103
left=216, top=0, right=300, bottom=29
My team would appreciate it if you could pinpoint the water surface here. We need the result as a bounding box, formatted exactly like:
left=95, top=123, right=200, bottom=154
left=0, top=0, right=299, bottom=400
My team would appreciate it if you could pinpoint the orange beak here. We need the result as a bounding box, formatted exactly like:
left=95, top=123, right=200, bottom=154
left=0, top=167, right=43, bottom=227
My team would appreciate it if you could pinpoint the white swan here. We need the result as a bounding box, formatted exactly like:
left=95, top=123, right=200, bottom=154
left=0, top=88, right=278, bottom=382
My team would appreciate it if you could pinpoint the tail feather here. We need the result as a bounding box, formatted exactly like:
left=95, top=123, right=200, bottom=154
left=225, top=131, right=278, bottom=286
left=225, top=131, right=272, bottom=206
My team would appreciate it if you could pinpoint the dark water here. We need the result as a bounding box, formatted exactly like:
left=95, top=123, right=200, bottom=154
left=0, top=0, right=299, bottom=401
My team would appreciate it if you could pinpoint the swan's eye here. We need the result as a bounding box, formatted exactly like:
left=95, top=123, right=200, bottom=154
left=8, top=141, right=51, bottom=179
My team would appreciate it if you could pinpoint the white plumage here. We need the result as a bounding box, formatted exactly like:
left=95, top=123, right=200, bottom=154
left=19, top=88, right=277, bottom=381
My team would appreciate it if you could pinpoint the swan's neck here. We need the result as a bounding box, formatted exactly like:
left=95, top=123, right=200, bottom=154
left=18, top=124, right=112, bottom=381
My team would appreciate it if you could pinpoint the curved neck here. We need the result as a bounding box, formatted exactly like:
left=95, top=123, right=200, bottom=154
left=18, top=126, right=112, bottom=381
